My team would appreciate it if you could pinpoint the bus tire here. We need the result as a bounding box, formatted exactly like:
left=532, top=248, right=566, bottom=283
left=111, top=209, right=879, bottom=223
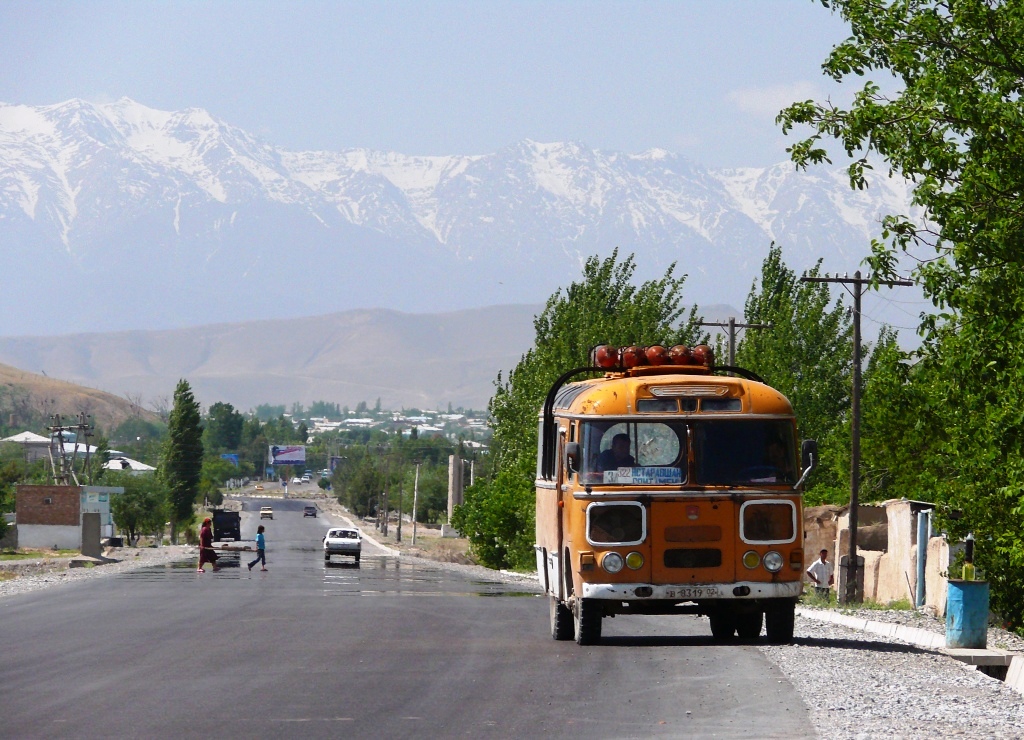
left=573, top=598, right=602, bottom=645
left=709, top=613, right=736, bottom=640
left=736, top=610, right=763, bottom=639
left=550, top=596, right=573, bottom=641
left=765, top=603, right=795, bottom=644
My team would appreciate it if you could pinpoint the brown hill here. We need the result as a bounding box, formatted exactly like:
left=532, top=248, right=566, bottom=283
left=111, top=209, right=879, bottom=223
left=0, top=303, right=741, bottom=414
left=0, top=362, right=160, bottom=432
left=0, top=305, right=544, bottom=413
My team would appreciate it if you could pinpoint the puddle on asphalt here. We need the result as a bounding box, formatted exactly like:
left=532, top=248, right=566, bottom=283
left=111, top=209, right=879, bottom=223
left=117, top=556, right=540, bottom=599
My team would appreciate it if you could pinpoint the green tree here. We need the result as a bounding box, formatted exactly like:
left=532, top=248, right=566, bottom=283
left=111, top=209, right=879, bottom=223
left=204, top=402, right=243, bottom=452
left=162, top=380, right=204, bottom=542
left=454, top=251, right=704, bottom=569
left=735, top=245, right=855, bottom=503
left=108, top=472, right=167, bottom=545
left=778, top=0, right=1024, bottom=627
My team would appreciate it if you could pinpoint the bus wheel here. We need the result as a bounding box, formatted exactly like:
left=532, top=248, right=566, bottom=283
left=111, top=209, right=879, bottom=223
left=736, top=611, right=763, bottom=640
left=765, top=603, right=795, bottom=644
left=709, top=613, right=736, bottom=640
left=550, top=596, right=573, bottom=641
left=573, top=598, right=602, bottom=645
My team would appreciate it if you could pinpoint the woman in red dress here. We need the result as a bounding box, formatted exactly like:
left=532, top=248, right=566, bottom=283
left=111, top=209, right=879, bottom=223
left=197, top=517, right=220, bottom=572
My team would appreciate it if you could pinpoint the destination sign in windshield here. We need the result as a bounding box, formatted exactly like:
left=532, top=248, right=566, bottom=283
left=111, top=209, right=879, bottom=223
left=603, top=467, right=682, bottom=485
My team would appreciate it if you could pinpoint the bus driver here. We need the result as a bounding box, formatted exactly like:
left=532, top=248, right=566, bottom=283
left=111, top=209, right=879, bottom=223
left=597, top=432, right=636, bottom=471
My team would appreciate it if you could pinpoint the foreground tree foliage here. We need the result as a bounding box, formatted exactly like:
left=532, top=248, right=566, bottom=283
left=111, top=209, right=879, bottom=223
left=779, top=0, right=1024, bottom=628
left=162, top=380, right=203, bottom=542
left=453, top=252, right=704, bottom=569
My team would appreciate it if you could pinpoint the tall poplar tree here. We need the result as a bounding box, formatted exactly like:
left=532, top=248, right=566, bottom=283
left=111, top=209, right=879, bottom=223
left=162, top=379, right=203, bottom=542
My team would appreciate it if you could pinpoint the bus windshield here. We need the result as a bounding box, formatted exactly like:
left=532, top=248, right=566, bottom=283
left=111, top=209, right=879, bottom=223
left=579, top=420, right=687, bottom=485
left=577, top=418, right=797, bottom=486
left=693, top=419, right=797, bottom=485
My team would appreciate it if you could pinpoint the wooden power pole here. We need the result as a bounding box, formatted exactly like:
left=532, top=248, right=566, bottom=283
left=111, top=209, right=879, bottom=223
left=800, top=270, right=912, bottom=604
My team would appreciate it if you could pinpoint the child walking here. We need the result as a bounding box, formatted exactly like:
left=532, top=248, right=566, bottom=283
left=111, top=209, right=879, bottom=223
left=248, top=525, right=267, bottom=571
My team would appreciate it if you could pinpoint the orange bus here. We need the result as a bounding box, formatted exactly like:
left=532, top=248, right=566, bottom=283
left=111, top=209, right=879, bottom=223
left=535, top=344, right=817, bottom=645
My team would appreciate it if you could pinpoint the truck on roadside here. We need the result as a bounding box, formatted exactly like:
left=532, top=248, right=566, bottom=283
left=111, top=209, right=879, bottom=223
left=211, top=509, right=242, bottom=542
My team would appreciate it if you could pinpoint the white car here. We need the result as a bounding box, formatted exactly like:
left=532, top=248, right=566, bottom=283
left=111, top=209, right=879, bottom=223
left=323, top=527, right=361, bottom=564
left=290, top=477, right=303, bottom=484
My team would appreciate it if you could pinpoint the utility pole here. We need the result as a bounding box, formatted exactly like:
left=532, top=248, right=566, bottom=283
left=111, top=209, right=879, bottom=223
left=47, top=412, right=94, bottom=485
left=800, top=270, right=912, bottom=604
left=409, top=462, right=421, bottom=544
left=411, top=460, right=421, bottom=545
left=700, top=317, right=772, bottom=366
left=396, top=461, right=404, bottom=543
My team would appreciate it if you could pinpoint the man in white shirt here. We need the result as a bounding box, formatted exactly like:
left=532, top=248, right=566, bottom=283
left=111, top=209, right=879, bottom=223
left=806, top=549, right=834, bottom=601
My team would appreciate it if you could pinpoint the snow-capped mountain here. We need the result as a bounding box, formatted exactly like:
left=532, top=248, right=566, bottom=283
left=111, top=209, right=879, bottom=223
left=0, top=98, right=920, bottom=336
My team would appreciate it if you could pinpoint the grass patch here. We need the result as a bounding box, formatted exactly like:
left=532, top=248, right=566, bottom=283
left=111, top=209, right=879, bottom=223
left=0, top=548, right=79, bottom=561
left=857, top=598, right=914, bottom=611
left=799, top=590, right=835, bottom=608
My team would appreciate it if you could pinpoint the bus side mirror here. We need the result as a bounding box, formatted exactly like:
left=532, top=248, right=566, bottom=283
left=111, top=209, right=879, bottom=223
left=801, top=439, right=818, bottom=469
left=565, top=442, right=581, bottom=473
left=796, top=439, right=818, bottom=489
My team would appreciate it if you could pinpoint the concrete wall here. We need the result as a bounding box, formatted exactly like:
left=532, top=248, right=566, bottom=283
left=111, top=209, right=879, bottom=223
left=806, top=498, right=952, bottom=609
left=926, top=535, right=952, bottom=617
left=18, top=524, right=80, bottom=550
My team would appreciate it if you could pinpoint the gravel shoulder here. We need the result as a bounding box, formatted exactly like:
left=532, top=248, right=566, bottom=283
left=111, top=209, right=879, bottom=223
left=765, top=609, right=1024, bottom=739
left=0, top=546, right=195, bottom=599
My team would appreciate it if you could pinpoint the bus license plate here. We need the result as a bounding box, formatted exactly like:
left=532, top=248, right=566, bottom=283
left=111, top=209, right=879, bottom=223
left=665, top=586, right=718, bottom=599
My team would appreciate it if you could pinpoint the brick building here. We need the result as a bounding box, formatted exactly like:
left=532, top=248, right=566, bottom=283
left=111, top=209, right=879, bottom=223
left=15, top=485, right=122, bottom=550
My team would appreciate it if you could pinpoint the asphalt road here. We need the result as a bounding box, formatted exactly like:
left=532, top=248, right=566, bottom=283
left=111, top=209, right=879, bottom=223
left=0, top=496, right=814, bottom=739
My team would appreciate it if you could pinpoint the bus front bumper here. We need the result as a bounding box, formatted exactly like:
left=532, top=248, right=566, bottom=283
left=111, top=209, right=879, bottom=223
left=581, top=580, right=802, bottom=601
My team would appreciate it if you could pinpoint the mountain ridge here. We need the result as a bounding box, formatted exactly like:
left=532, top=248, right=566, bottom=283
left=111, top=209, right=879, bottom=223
left=0, top=98, right=921, bottom=336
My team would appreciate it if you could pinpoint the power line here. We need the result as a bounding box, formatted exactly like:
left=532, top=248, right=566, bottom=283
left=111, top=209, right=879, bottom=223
left=800, top=271, right=913, bottom=605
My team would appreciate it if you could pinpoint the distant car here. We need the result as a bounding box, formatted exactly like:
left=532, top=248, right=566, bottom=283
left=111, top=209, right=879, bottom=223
left=254, top=484, right=264, bottom=491
left=260, top=506, right=274, bottom=520
left=323, top=527, right=361, bottom=564
left=303, top=506, right=317, bottom=517
left=301, top=474, right=311, bottom=483
left=290, top=477, right=303, bottom=484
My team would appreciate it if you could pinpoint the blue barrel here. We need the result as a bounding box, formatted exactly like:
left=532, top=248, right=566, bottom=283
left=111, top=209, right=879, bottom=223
left=946, top=580, right=989, bottom=649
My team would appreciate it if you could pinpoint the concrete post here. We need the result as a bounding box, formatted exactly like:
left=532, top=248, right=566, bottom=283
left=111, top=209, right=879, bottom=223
left=447, top=455, right=464, bottom=523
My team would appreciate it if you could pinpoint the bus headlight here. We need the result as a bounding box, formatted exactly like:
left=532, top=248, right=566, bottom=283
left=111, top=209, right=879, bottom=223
left=742, top=550, right=761, bottom=569
left=602, top=552, right=624, bottom=573
left=763, top=551, right=784, bottom=573
left=625, top=551, right=644, bottom=570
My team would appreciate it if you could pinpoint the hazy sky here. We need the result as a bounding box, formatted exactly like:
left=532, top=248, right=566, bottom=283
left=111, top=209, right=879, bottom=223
left=1, top=0, right=856, bottom=167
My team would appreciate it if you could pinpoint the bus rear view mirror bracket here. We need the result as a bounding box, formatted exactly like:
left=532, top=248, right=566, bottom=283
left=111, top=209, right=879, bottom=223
left=565, top=442, right=581, bottom=474
left=796, top=439, right=818, bottom=489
